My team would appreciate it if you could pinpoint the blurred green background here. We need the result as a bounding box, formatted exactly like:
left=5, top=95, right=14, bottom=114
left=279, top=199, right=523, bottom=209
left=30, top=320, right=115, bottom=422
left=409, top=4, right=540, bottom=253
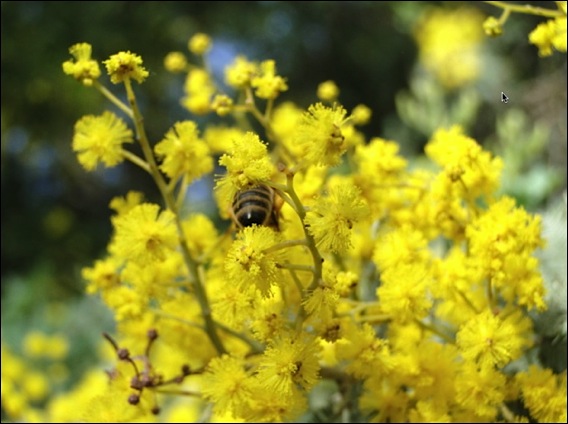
left=1, top=0, right=566, bottom=407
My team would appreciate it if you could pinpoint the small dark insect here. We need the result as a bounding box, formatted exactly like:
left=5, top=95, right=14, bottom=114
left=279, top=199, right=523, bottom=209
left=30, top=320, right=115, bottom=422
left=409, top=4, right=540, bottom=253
left=230, top=184, right=280, bottom=230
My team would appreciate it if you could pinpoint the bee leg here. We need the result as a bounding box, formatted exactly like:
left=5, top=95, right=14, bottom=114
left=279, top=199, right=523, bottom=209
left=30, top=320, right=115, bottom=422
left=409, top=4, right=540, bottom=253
left=269, top=209, right=280, bottom=231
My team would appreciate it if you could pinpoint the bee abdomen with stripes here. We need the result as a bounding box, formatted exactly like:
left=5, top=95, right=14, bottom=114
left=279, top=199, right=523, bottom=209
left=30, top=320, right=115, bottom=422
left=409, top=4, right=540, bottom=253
left=231, top=184, right=279, bottom=229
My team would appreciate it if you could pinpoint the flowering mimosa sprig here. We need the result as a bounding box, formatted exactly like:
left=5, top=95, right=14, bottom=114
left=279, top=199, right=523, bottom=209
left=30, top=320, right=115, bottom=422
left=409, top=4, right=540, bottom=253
left=50, top=32, right=567, bottom=423
left=64, top=44, right=226, bottom=356
left=111, top=54, right=226, bottom=356
left=483, top=1, right=567, bottom=56
left=165, top=40, right=283, bottom=144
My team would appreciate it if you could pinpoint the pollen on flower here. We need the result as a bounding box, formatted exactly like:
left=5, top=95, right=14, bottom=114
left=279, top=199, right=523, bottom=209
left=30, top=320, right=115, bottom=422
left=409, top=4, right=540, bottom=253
left=483, top=16, right=503, bottom=37
left=62, top=42, right=101, bottom=86
left=211, top=94, right=234, bottom=116
left=249, top=295, right=287, bottom=342
left=240, top=379, right=308, bottom=423
left=211, top=280, right=258, bottom=330
left=425, top=125, right=503, bottom=201
left=529, top=17, right=567, bottom=56
left=109, top=191, right=144, bottom=219
left=102, top=285, right=146, bottom=322
left=456, top=309, right=532, bottom=368
left=336, top=323, right=393, bottom=379
left=353, top=137, right=408, bottom=219
left=82, top=257, right=121, bottom=295
left=154, top=121, right=213, bottom=181
left=103, top=51, right=149, bottom=84
left=373, top=225, right=430, bottom=271
left=408, top=400, right=451, bottom=423
left=305, top=182, right=369, bottom=253
left=303, top=284, right=340, bottom=323
left=255, top=334, right=321, bottom=395
left=112, top=203, right=178, bottom=266
left=251, top=59, right=288, bottom=99
left=294, top=103, right=350, bottom=166
left=72, top=111, right=133, bottom=171
left=455, top=363, right=506, bottom=420
left=201, top=355, right=253, bottom=418
left=359, top=375, right=408, bottom=422
left=515, top=365, right=567, bottom=423
left=466, top=197, right=546, bottom=310
left=225, top=56, right=258, bottom=88
left=377, top=264, right=432, bottom=323
left=224, top=225, right=284, bottom=297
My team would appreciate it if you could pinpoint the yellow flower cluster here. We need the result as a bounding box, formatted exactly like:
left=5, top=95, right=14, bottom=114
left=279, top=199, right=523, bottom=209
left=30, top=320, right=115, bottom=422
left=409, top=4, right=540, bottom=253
left=154, top=121, right=213, bottom=181
left=413, top=7, right=485, bottom=88
left=103, top=51, right=149, bottom=84
left=305, top=182, right=369, bottom=253
left=215, top=131, right=275, bottom=213
left=467, top=197, right=546, bottom=310
left=529, top=15, right=567, bottom=56
left=62, top=42, right=101, bottom=86
left=251, top=59, right=288, bottom=100
left=294, top=103, right=350, bottom=166
left=72, top=111, right=133, bottom=171
left=5, top=32, right=560, bottom=423
left=2, top=335, right=68, bottom=421
left=484, top=1, right=567, bottom=57
left=225, top=226, right=284, bottom=296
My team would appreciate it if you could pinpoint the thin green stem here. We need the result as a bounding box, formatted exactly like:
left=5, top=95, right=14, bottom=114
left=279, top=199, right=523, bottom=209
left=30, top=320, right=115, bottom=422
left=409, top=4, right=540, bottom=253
left=214, top=321, right=264, bottom=354
left=153, top=308, right=262, bottom=353
left=93, top=81, right=133, bottom=119
left=277, top=263, right=315, bottom=273
left=264, top=98, right=274, bottom=121
left=123, top=78, right=226, bottom=355
left=288, top=268, right=306, bottom=295
left=499, top=402, right=516, bottom=422
left=266, top=182, right=298, bottom=215
left=484, top=1, right=564, bottom=18
left=121, top=149, right=151, bottom=173
left=268, top=182, right=288, bottom=192
left=456, top=288, right=481, bottom=314
left=243, top=87, right=280, bottom=144
left=175, top=174, right=190, bottom=211
left=498, top=7, right=512, bottom=25
left=281, top=171, right=325, bottom=331
left=285, top=173, right=324, bottom=292
left=165, top=176, right=178, bottom=195
left=151, top=309, right=204, bottom=330
left=262, top=239, right=308, bottom=254
left=415, top=319, right=454, bottom=343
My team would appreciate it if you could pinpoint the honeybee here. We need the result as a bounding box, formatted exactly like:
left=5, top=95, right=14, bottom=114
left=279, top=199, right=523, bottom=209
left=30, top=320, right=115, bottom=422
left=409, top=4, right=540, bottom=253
left=230, top=184, right=280, bottom=230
